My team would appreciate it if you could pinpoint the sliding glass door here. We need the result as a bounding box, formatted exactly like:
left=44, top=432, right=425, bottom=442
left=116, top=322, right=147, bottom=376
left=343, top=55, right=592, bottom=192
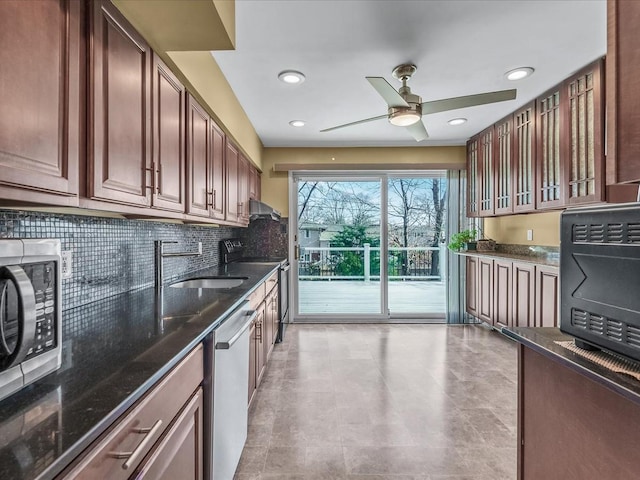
left=291, top=172, right=447, bottom=322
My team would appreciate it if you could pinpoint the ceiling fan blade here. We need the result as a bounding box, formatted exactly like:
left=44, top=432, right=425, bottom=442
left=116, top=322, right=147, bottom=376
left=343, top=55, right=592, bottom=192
left=421, top=89, right=517, bottom=115
left=406, top=120, right=429, bottom=142
left=366, top=77, right=409, bottom=108
left=320, top=114, right=388, bottom=133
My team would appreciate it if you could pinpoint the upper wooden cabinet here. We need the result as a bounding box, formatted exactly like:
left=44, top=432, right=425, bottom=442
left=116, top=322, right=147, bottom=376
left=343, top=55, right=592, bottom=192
left=606, top=0, right=640, bottom=185
left=152, top=55, right=186, bottom=212
left=186, top=94, right=229, bottom=221
left=563, top=61, right=605, bottom=206
left=466, top=59, right=604, bottom=217
left=535, top=87, right=563, bottom=210
left=88, top=0, right=152, bottom=207
left=238, top=153, right=250, bottom=224
left=478, top=127, right=495, bottom=216
left=249, top=167, right=260, bottom=201
left=466, top=137, right=479, bottom=217
left=0, top=0, right=81, bottom=205
left=513, top=102, right=536, bottom=213
left=210, top=121, right=226, bottom=221
left=225, top=141, right=240, bottom=223
left=186, top=95, right=210, bottom=218
left=494, top=116, right=513, bottom=215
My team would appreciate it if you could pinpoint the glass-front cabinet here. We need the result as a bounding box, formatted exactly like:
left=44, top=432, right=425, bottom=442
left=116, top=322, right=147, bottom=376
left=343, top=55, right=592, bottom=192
left=465, top=59, right=604, bottom=217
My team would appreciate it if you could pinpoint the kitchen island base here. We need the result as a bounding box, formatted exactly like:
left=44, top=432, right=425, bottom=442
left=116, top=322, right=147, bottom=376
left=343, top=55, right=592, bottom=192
left=518, top=343, right=640, bottom=479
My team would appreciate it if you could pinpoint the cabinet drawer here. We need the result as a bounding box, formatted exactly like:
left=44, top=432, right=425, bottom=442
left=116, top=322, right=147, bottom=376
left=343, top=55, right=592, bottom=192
left=266, top=271, right=278, bottom=294
left=249, top=282, right=266, bottom=310
left=63, top=345, right=204, bottom=479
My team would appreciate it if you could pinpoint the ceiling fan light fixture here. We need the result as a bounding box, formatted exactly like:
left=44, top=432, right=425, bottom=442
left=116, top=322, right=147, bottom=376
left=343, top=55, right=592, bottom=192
left=278, top=70, right=305, bottom=84
left=289, top=120, right=306, bottom=127
left=505, top=67, right=534, bottom=81
left=389, top=110, right=421, bottom=127
left=448, top=118, right=467, bottom=126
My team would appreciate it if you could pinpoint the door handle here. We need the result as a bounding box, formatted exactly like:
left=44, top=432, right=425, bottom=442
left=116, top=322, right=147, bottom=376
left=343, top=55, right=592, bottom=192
left=295, top=245, right=300, bottom=260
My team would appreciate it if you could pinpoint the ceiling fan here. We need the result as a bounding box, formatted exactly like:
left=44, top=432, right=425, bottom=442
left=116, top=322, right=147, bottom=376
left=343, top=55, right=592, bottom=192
left=320, top=64, right=517, bottom=142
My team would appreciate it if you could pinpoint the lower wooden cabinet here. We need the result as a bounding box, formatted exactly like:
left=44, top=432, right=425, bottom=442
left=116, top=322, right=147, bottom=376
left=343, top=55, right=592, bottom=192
left=60, top=345, right=204, bottom=479
left=493, top=259, right=512, bottom=328
left=535, top=265, right=559, bottom=327
left=466, top=256, right=559, bottom=328
left=248, top=271, right=280, bottom=405
left=465, top=256, right=479, bottom=316
left=134, top=388, right=203, bottom=480
left=513, top=262, right=536, bottom=327
left=477, top=258, right=494, bottom=323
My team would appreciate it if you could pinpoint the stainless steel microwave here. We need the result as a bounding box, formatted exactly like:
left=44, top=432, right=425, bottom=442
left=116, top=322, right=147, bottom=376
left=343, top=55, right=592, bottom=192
left=561, top=203, right=640, bottom=361
left=0, top=239, right=62, bottom=401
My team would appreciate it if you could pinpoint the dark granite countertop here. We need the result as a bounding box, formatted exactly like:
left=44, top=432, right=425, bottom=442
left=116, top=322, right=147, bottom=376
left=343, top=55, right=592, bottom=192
left=503, top=327, right=640, bottom=406
left=457, top=250, right=560, bottom=267
left=0, top=262, right=280, bottom=480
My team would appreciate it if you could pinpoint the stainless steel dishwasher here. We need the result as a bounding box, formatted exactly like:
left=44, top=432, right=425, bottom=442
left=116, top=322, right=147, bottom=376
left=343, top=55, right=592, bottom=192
left=213, top=300, right=256, bottom=480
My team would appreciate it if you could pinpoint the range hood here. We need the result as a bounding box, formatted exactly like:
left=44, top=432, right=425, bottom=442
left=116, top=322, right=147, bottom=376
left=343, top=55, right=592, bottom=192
left=249, top=199, right=281, bottom=221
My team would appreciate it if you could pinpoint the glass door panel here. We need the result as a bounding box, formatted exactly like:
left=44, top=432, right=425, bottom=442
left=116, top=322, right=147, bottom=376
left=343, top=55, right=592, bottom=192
left=387, top=176, right=447, bottom=318
left=296, top=179, right=382, bottom=317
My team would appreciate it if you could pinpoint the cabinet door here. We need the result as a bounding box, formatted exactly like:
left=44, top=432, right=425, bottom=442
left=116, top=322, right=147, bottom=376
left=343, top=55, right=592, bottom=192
left=513, top=102, right=536, bottom=213
left=535, top=265, right=559, bottom=327
left=494, top=116, right=513, bottom=215
left=89, top=0, right=152, bottom=207
left=606, top=0, right=640, bottom=184
left=135, top=388, right=203, bottom=480
left=466, top=137, right=479, bottom=217
left=563, top=60, right=604, bottom=206
left=478, top=127, right=495, bottom=216
left=238, top=153, right=250, bottom=224
left=263, top=295, right=273, bottom=364
left=225, top=141, right=240, bottom=223
left=512, top=262, right=535, bottom=327
left=535, top=88, right=564, bottom=209
left=256, top=305, right=266, bottom=385
left=493, top=260, right=512, bottom=328
left=186, top=95, right=210, bottom=217
left=271, top=287, right=280, bottom=345
left=249, top=167, right=260, bottom=200
left=248, top=322, right=256, bottom=404
left=478, top=258, right=493, bottom=323
left=465, top=257, right=479, bottom=317
left=0, top=0, right=81, bottom=203
left=210, top=121, right=226, bottom=221
left=152, top=55, right=185, bottom=212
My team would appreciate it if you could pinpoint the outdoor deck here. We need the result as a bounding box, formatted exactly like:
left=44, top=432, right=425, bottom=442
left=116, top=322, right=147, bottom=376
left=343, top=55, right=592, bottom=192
left=298, top=280, right=446, bottom=316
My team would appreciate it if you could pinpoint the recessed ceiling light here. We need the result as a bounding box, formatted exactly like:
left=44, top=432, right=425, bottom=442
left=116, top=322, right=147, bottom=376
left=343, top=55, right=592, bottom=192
left=289, top=120, right=305, bottom=127
left=278, top=70, right=305, bottom=84
left=505, top=67, right=534, bottom=81
left=448, top=118, right=467, bottom=126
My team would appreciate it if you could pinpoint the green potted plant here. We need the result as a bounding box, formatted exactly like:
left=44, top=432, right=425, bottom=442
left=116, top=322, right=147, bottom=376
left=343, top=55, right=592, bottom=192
left=448, top=229, right=478, bottom=251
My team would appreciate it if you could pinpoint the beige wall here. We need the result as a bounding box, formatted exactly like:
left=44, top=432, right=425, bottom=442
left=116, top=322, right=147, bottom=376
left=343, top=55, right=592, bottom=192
left=484, top=211, right=561, bottom=247
left=167, top=52, right=263, bottom=168
left=114, top=1, right=263, bottom=169
left=261, top=146, right=466, bottom=215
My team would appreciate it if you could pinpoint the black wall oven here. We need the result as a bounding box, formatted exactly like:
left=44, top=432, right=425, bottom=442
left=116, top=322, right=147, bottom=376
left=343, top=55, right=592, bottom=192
left=0, top=239, right=62, bottom=401
left=561, top=203, right=640, bottom=361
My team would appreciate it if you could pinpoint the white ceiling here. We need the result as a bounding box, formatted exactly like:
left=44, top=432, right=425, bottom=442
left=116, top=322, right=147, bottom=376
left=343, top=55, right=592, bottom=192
left=212, top=0, right=606, bottom=148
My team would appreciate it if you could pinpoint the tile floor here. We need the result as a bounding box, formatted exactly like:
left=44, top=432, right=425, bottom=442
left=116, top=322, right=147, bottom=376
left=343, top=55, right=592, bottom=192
left=235, top=324, right=518, bottom=480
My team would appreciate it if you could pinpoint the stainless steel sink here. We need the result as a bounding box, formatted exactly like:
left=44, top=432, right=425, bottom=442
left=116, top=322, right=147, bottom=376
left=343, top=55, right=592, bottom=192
left=170, top=277, right=247, bottom=289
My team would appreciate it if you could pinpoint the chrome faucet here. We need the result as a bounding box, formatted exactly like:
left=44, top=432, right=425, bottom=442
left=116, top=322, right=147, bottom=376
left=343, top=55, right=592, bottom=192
left=155, top=240, right=202, bottom=288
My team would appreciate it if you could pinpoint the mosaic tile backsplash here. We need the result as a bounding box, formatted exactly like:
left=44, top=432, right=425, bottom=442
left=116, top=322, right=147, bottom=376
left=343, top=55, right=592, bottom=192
left=239, top=217, right=289, bottom=258
left=0, top=210, right=239, bottom=310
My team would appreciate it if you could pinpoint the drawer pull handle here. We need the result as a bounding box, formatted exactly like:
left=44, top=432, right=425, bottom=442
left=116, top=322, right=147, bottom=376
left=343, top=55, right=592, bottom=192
left=109, top=419, right=163, bottom=470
